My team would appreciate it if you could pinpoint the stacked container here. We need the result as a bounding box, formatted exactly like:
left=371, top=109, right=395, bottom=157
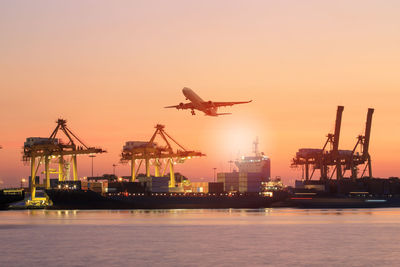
left=137, top=176, right=170, bottom=192
left=81, top=181, right=88, bottom=190
left=190, top=182, right=209, bottom=193
left=239, top=173, right=263, bottom=192
left=152, top=178, right=169, bottom=192
left=88, top=182, right=103, bottom=193
left=208, top=182, right=224, bottom=193
left=218, top=172, right=239, bottom=192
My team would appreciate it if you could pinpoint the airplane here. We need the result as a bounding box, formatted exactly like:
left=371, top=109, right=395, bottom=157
left=164, top=87, right=252, bottom=116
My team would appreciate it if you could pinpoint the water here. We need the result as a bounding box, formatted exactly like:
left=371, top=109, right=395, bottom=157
left=1, top=208, right=400, bottom=267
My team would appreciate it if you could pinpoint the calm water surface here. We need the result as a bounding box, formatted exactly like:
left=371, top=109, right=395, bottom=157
left=1, top=208, right=400, bottom=266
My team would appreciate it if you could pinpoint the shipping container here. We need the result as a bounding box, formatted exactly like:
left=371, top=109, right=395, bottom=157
left=209, top=182, right=224, bottom=193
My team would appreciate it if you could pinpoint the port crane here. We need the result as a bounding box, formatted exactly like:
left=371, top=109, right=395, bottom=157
left=348, top=108, right=374, bottom=179
left=121, top=124, right=205, bottom=187
left=23, top=119, right=106, bottom=205
left=292, top=106, right=374, bottom=180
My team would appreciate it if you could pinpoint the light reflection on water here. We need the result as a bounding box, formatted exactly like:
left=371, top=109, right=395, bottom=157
left=1, top=208, right=400, bottom=266
left=2, top=208, right=400, bottom=225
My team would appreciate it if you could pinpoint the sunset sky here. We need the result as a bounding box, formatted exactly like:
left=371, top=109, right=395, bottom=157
left=1, top=0, right=400, bottom=187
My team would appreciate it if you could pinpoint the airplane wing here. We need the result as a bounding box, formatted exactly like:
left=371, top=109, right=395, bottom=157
left=164, top=102, right=194, bottom=110
left=208, top=100, right=252, bottom=108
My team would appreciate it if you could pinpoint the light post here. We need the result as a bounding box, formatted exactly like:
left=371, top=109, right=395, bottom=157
left=213, top=168, right=217, bottom=182
left=112, top=164, right=117, bottom=176
left=228, top=160, right=234, bottom=172
left=21, top=178, right=26, bottom=189
left=89, top=154, right=96, bottom=178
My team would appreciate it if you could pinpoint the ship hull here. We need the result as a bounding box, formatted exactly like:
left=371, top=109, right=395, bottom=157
left=290, top=197, right=400, bottom=209
left=0, top=190, right=25, bottom=209
left=45, top=190, right=284, bottom=210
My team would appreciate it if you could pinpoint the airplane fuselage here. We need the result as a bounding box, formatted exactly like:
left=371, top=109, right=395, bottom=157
left=165, top=87, right=251, bottom=116
left=182, top=87, right=218, bottom=116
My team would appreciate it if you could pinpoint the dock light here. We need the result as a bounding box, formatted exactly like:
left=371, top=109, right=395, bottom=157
left=20, top=178, right=26, bottom=188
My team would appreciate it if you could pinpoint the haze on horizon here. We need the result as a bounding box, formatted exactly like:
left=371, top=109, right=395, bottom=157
left=1, top=0, right=400, bottom=187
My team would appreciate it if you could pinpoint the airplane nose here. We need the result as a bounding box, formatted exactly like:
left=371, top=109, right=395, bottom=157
left=182, top=87, right=191, bottom=93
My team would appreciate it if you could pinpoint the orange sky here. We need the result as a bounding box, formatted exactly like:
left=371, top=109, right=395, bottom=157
left=1, top=0, right=400, bottom=187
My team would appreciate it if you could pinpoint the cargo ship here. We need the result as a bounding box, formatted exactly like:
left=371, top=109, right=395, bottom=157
left=290, top=178, right=400, bottom=209
left=46, top=189, right=288, bottom=209
left=218, top=138, right=271, bottom=192
left=0, top=189, right=25, bottom=209
left=290, top=196, right=400, bottom=209
left=43, top=137, right=289, bottom=209
left=45, top=174, right=289, bottom=209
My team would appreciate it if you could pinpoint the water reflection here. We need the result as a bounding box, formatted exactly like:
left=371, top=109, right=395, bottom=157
left=1, top=208, right=400, bottom=227
left=2, top=208, right=399, bottom=267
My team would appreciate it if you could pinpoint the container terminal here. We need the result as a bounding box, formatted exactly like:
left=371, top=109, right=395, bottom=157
left=14, top=120, right=286, bottom=209
left=290, top=106, right=400, bottom=208
left=3, top=106, right=400, bottom=209
left=0, top=145, right=24, bottom=209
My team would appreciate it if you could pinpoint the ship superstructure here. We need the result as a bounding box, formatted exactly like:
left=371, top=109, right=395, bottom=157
left=218, top=138, right=271, bottom=192
left=234, top=138, right=271, bottom=178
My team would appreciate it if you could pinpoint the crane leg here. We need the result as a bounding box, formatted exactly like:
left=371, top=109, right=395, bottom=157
left=45, top=156, right=50, bottom=189
left=145, top=158, right=150, bottom=177
left=169, top=159, right=175, bottom=187
left=59, top=156, right=64, bottom=181
left=72, top=155, right=78, bottom=181
left=131, top=156, right=136, bottom=182
left=31, top=157, right=36, bottom=200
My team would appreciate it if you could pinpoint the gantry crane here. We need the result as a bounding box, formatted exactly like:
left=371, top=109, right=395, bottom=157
left=121, top=124, right=205, bottom=187
left=348, top=108, right=374, bottom=179
left=292, top=106, right=345, bottom=180
left=292, top=107, right=374, bottom=180
left=23, top=119, right=106, bottom=204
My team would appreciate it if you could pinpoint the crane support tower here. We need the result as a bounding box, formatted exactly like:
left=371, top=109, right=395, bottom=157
left=332, top=106, right=344, bottom=179
left=291, top=106, right=374, bottom=181
left=350, top=108, right=374, bottom=179
left=23, top=119, right=106, bottom=206
left=121, top=124, right=205, bottom=187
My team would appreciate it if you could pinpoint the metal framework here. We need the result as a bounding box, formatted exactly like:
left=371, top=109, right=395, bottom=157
left=348, top=108, right=374, bottom=179
left=23, top=119, right=105, bottom=203
left=121, top=124, right=205, bottom=187
left=292, top=107, right=374, bottom=180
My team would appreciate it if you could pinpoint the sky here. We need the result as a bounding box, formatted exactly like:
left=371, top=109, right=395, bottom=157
left=1, top=0, right=400, bottom=187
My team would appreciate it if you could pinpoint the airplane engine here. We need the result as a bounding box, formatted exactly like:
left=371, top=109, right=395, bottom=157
left=207, top=101, right=214, bottom=107
left=178, top=103, right=184, bottom=109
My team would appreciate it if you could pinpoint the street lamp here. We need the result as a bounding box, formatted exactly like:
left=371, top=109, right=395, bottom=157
left=228, top=160, right=234, bottom=172
left=112, top=164, right=118, bottom=176
left=89, top=154, right=96, bottom=178
left=213, top=168, right=217, bottom=182
left=21, top=178, right=26, bottom=189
